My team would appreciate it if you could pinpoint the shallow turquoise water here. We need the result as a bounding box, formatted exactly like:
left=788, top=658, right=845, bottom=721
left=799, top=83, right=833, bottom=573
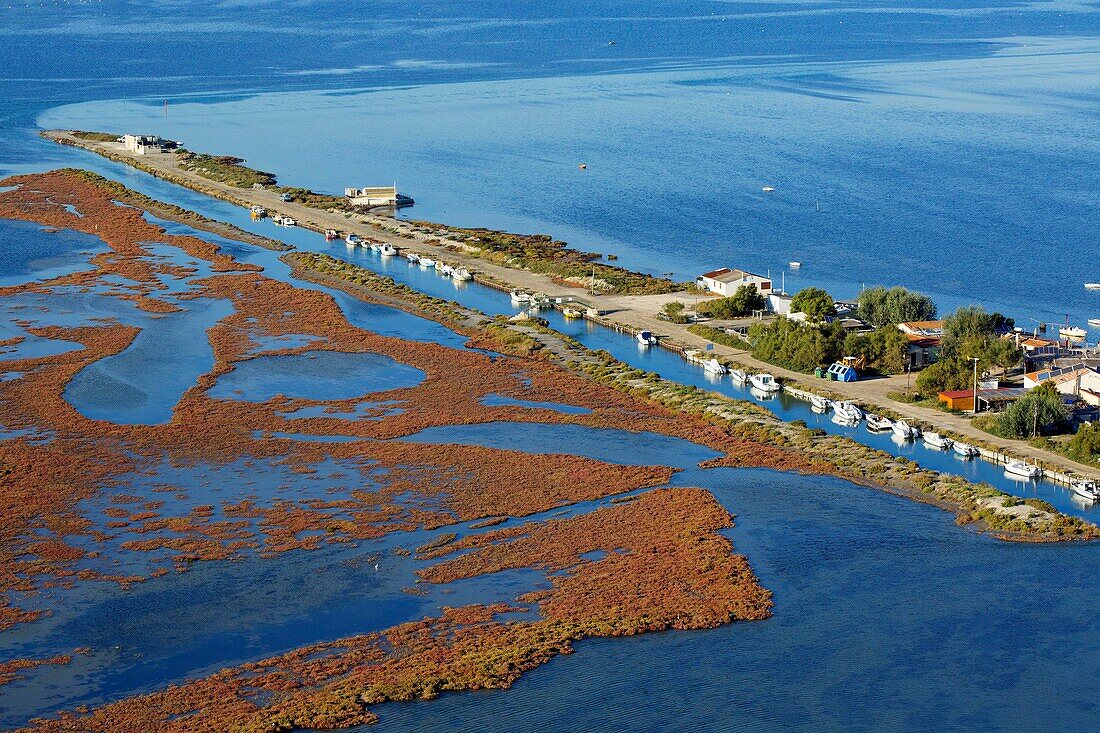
left=207, top=351, right=425, bottom=404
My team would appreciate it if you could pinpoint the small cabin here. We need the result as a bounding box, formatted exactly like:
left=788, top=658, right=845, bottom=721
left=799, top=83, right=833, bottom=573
left=826, top=362, right=858, bottom=382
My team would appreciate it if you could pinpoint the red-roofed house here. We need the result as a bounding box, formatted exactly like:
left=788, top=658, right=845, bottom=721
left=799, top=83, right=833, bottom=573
left=697, top=268, right=773, bottom=298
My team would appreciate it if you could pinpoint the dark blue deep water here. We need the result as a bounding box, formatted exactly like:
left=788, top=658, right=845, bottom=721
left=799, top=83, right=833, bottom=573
left=1, top=1, right=1099, bottom=731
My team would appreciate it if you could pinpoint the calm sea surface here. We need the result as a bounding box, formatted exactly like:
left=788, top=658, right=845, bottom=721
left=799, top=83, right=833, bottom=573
left=1, top=1, right=1099, bottom=730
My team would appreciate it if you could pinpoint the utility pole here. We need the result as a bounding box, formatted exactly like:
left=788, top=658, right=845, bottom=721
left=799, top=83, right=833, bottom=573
left=970, top=357, right=980, bottom=415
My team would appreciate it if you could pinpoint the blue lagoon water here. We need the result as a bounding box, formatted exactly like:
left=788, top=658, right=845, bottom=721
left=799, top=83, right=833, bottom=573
left=1, top=1, right=1099, bottom=730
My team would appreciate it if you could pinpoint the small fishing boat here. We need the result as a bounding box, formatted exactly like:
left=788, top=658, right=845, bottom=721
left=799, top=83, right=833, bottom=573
left=249, top=205, right=266, bottom=218
left=833, top=401, right=864, bottom=423
left=1004, top=460, right=1042, bottom=479
left=510, top=290, right=532, bottom=306
left=892, top=420, right=919, bottom=440
left=438, top=264, right=454, bottom=277
left=761, top=186, right=775, bottom=192
left=749, top=372, right=780, bottom=393
left=637, top=330, right=657, bottom=346
left=344, top=233, right=361, bottom=246
left=1071, top=481, right=1100, bottom=502
left=578, top=163, right=588, bottom=170
left=452, top=267, right=473, bottom=281
left=730, top=369, right=748, bottom=384
left=1085, top=283, right=1100, bottom=291
left=1060, top=325, right=1087, bottom=340
left=789, top=261, right=801, bottom=269
left=562, top=306, right=584, bottom=319
left=282, top=217, right=296, bottom=227
left=953, top=441, right=979, bottom=458
left=1088, top=318, right=1100, bottom=328
left=418, top=257, right=436, bottom=268
left=380, top=244, right=397, bottom=257
left=809, top=394, right=831, bottom=411
left=324, top=229, right=338, bottom=241
left=923, top=432, right=953, bottom=450
left=703, top=358, right=728, bottom=376
left=405, top=252, right=420, bottom=263
left=865, top=414, right=893, bottom=432
left=369, top=242, right=382, bottom=252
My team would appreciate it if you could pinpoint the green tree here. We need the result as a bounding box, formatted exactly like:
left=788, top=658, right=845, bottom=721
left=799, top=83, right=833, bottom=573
left=661, top=300, right=688, bottom=324
left=856, top=286, right=937, bottom=327
left=942, top=306, right=1013, bottom=358
left=790, top=287, right=836, bottom=323
left=1065, top=422, right=1100, bottom=465
left=695, top=285, right=766, bottom=319
left=842, top=327, right=909, bottom=375
left=995, top=383, right=1070, bottom=438
left=915, top=357, right=978, bottom=394
left=747, top=317, right=845, bottom=373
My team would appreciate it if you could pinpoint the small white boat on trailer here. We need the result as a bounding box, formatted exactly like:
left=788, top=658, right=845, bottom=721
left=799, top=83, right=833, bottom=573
left=809, top=394, right=831, bottom=411
left=1072, top=481, right=1099, bottom=502
left=892, top=420, right=919, bottom=440
left=703, top=358, right=728, bottom=376
left=1004, top=460, right=1042, bottom=479
left=637, top=330, right=657, bottom=346
left=452, top=267, right=473, bottom=281
left=833, top=401, right=864, bottom=422
left=953, top=441, right=979, bottom=458
left=865, top=414, right=893, bottom=432
left=749, top=373, right=780, bottom=393
left=923, top=431, right=953, bottom=450
left=380, top=244, right=398, bottom=257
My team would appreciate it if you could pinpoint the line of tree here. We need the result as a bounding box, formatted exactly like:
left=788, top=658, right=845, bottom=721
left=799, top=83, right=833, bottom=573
left=694, top=285, right=766, bottom=319
left=746, top=316, right=910, bottom=375
left=991, top=383, right=1070, bottom=439
left=915, top=306, right=1021, bottom=395
left=856, top=286, right=937, bottom=327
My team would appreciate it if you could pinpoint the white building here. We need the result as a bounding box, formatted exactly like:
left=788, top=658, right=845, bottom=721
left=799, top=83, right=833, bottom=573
left=1023, top=365, right=1100, bottom=405
left=697, top=268, right=772, bottom=298
left=121, top=134, right=170, bottom=155
left=344, top=186, right=414, bottom=208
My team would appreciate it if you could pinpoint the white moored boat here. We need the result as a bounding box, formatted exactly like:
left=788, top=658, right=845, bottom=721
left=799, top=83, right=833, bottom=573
left=344, top=233, right=361, bottom=246
left=510, top=289, right=532, bottom=306
left=452, top=267, right=472, bottom=281
left=380, top=244, right=397, bottom=257
left=832, top=411, right=860, bottom=426
left=703, top=358, right=728, bottom=376
left=1072, top=481, right=1099, bottom=502
left=833, top=401, right=863, bottom=422
left=562, top=306, right=583, bottom=319
left=637, top=330, right=657, bottom=346
left=369, top=242, right=382, bottom=251
left=749, top=373, right=780, bottom=392
left=892, top=420, right=919, bottom=440
left=418, top=257, right=436, bottom=268
left=730, top=369, right=748, bottom=384
left=405, top=251, right=420, bottom=263
left=1004, top=460, right=1042, bottom=479
left=439, top=264, right=454, bottom=277
left=1085, top=283, right=1100, bottom=291
left=923, top=432, right=953, bottom=450
left=809, top=394, right=831, bottom=411
left=282, top=217, right=296, bottom=227
left=865, top=414, right=893, bottom=432
left=1060, top=325, right=1087, bottom=340
left=953, top=441, right=979, bottom=458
